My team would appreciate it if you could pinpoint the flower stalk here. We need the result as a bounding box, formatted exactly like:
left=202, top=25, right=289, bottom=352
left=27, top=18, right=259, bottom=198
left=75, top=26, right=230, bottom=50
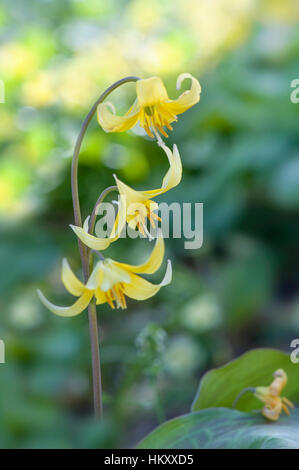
left=71, top=77, right=139, bottom=418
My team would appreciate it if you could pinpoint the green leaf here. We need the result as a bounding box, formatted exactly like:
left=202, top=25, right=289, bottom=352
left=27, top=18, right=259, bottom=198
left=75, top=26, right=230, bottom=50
left=192, top=348, right=299, bottom=412
left=138, top=408, right=299, bottom=449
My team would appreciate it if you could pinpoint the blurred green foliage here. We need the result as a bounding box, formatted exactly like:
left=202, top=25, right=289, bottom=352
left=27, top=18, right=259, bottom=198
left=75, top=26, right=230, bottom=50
left=0, top=0, right=298, bottom=449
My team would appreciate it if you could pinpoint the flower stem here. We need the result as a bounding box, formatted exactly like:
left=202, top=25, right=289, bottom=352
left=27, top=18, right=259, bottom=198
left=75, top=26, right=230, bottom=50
left=71, top=76, right=139, bottom=418
left=232, top=387, right=256, bottom=409
left=88, top=185, right=118, bottom=235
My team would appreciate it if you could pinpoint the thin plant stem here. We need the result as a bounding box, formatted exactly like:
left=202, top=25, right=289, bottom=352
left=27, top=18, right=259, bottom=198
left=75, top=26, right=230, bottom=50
left=70, top=76, right=139, bottom=417
left=232, top=387, right=256, bottom=409
left=88, top=185, right=118, bottom=269
left=88, top=185, right=118, bottom=235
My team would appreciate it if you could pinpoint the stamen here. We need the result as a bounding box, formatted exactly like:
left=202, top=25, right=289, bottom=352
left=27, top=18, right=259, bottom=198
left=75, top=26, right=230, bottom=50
left=149, top=212, right=156, bottom=228
left=113, top=283, right=127, bottom=309
left=282, top=397, right=294, bottom=407
left=151, top=212, right=161, bottom=222
left=157, top=123, right=168, bottom=138
left=149, top=117, right=167, bottom=143
left=105, top=291, right=115, bottom=309
left=138, top=221, right=145, bottom=236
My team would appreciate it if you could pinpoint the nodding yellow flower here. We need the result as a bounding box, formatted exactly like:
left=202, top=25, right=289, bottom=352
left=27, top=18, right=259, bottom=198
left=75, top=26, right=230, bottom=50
left=37, top=235, right=171, bottom=316
left=70, top=143, right=182, bottom=249
left=97, top=73, right=201, bottom=138
left=255, top=369, right=294, bottom=421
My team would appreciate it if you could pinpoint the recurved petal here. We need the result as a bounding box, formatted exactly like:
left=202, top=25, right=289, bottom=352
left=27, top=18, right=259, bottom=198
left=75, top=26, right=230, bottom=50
left=37, top=289, right=93, bottom=317
left=83, top=215, right=90, bottom=232
left=70, top=224, right=113, bottom=251
left=61, top=258, right=85, bottom=296
left=97, top=101, right=140, bottom=133
left=144, top=143, right=182, bottom=198
left=115, top=233, right=165, bottom=274
left=123, top=259, right=172, bottom=300
left=161, top=144, right=182, bottom=189
left=165, top=73, right=201, bottom=115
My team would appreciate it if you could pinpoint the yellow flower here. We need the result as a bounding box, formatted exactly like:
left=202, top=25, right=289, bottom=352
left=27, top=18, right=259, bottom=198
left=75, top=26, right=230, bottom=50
left=70, top=143, right=182, bottom=249
left=37, top=235, right=171, bottom=316
left=255, top=369, right=294, bottom=421
left=97, top=73, right=201, bottom=137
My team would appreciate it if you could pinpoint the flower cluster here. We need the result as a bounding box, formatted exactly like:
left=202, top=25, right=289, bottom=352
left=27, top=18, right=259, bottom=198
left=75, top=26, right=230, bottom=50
left=38, top=73, right=201, bottom=316
left=255, top=369, right=294, bottom=421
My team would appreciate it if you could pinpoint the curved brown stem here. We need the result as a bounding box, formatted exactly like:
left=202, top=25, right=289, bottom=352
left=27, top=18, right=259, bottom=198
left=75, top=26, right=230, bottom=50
left=71, top=76, right=139, bottom=417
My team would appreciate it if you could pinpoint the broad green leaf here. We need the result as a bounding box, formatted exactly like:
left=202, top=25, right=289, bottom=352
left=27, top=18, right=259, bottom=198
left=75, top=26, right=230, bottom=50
left=192, top=348, right=299, bottom=412
left=138, top=408, right=299, bottom=449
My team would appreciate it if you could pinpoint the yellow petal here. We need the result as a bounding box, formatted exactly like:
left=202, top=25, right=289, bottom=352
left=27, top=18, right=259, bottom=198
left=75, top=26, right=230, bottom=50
left=95, top=288, right=107, bottom=305
left=109, top=207, right=126, bottom=239
left=136, top=76, right=169, bottom=107
left=165, top=73, right=201, bottom=115
left=86, top=260, right=103, bottom=290
left=114, top=143, right=182, bottom=208
left=70, top=224, right=113, bottom=251
left=270, top=369, right=287, bottom=395
left=161, top=144, right=182, bottom=190
left=97, top=100, right=140, bottom=133
left=37, top=289, right=93, bottom=317
left=61, top=258, right=85, bottom=296
left=144, top=143, right=182, bottom=198
left=83, top=215, right=90, bottom=232
left=71, top=197, right=127, bottom=250
left=123, top=259, right=172, bottom=300
left=100, top=260, right=131, bottom=291
left=261, top=400, right=282, bottom=421
left=114, top=175, right=149, bottom=205
left=115, top=233, right=165, bottom=274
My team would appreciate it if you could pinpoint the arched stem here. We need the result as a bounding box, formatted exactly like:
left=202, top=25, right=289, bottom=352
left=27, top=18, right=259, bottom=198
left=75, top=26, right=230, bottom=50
left=88, top=185, right=118, bottom=236
left=232, top=387, right=256, bottom=409
left=87, top=185, right=118, bottom=269
left=71, top=76, right=139, bottom=417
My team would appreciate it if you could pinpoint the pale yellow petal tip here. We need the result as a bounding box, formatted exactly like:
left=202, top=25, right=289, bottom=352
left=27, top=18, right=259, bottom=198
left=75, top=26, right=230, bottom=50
left=83, top=216, right=90, bottom=232
left=71, top=222, right=112, bottom=250
left=96, top=102, right=115, bottom=134
left=37, top=288, right=92, bottom=317
left=70, top=223, right=84, bottom=238
left=156, top=227, right=163, bottom=239
left=37, top=289, right=57, bottom=314
left=162, top=259, right=172, bottom=286
left=70, top=224, right=81, bottom=238
left=176, top=72, right=202, bottom=93
left=37, top=289, right=44, bottom=302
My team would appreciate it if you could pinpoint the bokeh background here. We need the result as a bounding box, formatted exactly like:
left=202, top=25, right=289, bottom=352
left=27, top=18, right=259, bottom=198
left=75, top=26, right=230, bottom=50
left=0, top=0, right=298, bottom=449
